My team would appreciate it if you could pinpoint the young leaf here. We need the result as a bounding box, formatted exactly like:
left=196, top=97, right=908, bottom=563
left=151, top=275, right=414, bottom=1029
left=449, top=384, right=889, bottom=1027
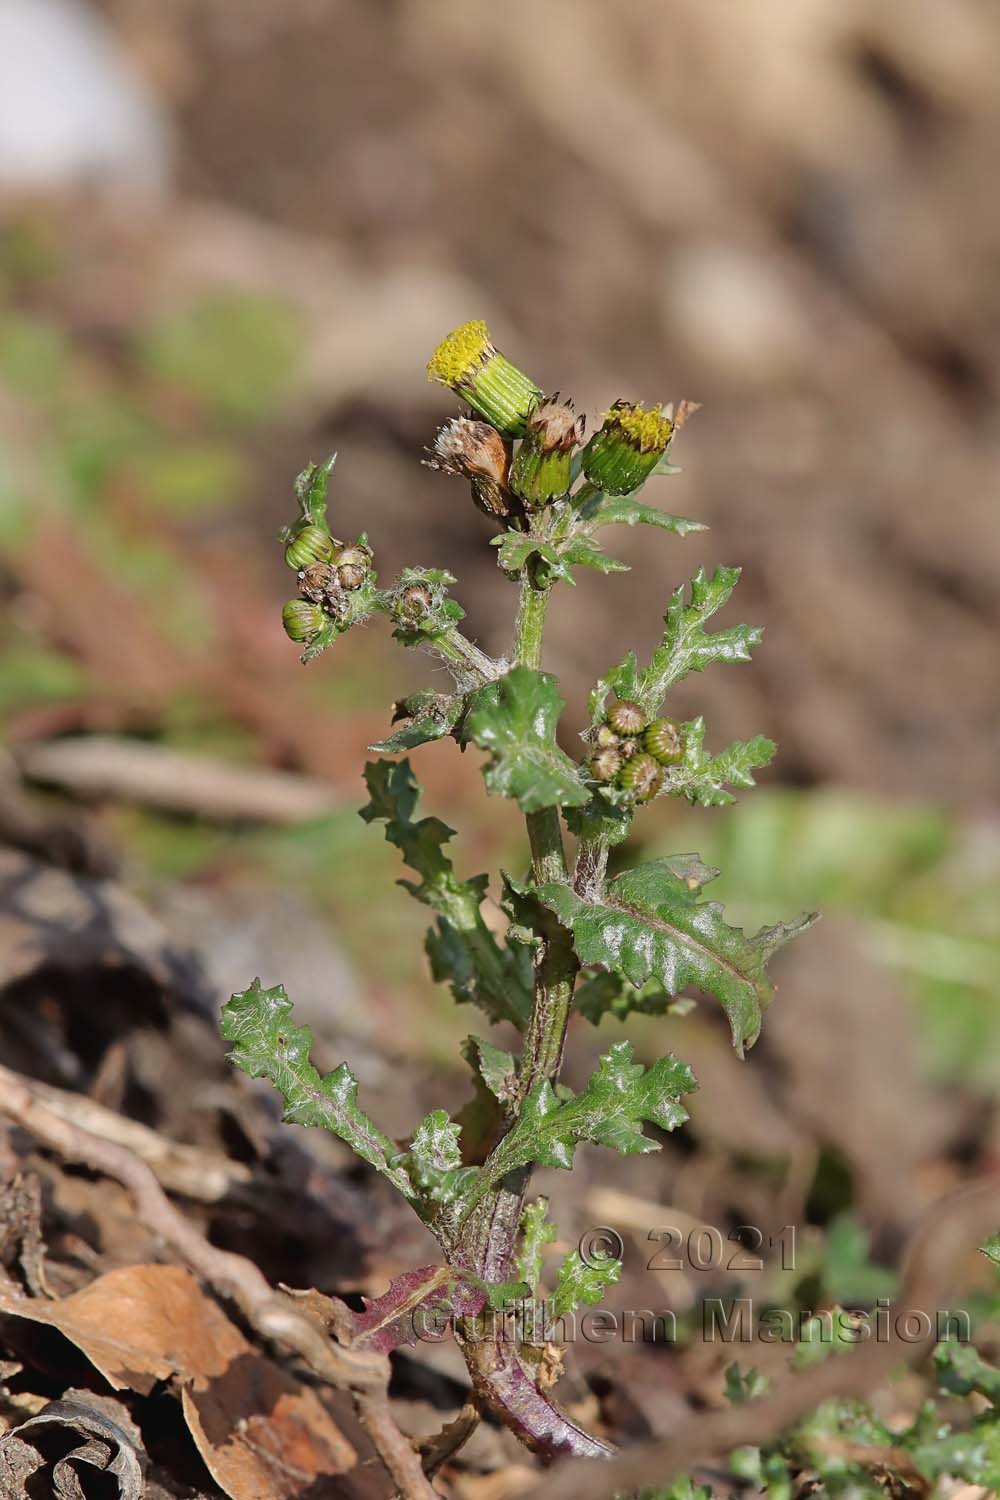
left=592, top=565, right=762, bottom=721
left=400, top=1110, right=478, bottom=1208
left=299, top=614, right=341, bottom=664
left=981, top=1230, right=1000, bottom=1268
left=575, top=972, right=689, bottom=1025
left=221, top=979, right=415, bottom=1198
left=492, top=532, right=628, bottom=587
left=664, top=717, right=776, bottom=807
left=577, top=491, right=706, bottom=537
left=369, top=691, right=462, bottom=754
left=538, top=855, right=816, bottom=1054
left=492, top=532, right=557, bottom=575
left=550, top=535, right=630, bottom=580
left=724, top=1363, right=770, bottom=1404
left=462, top=667, right=589, bottom=813
left=935, top=1340, right=1000, bottom=1405
left=362, top=760, right=532, bottom=1029
left=517, top=1197, right=557, bottom=1293
left=294, top=452, right=336, bottom=527
left=464, top=1035, right=519, bottom=1105
left=467, top=1041, right=696, bottom=1206
left=550, top=1248, right=621, bottom=1318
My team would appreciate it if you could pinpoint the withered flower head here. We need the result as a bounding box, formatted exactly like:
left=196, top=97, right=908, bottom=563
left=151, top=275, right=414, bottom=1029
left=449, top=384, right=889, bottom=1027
left=510, top=394, right=585, bottom=508
left=425, top=416, right=515, bottom=520
left=526, top=396, right=586, bottom=453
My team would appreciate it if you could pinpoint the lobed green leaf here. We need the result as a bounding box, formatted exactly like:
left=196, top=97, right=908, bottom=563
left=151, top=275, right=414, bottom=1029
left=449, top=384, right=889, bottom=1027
left=551, top=1248, right=621, bottom=1318
left=516, top=1197, right=557, bottom=1293
left=591, top=565, right=763, bottom=723
left=362, top=759, right=532, bottom=1029
left=221, top=978, right=414, bottom=1196
left=663, top=717, right=777, bottom=807
left=465, top=1041, right=697, bottom=1212
left=400, top=1109, right=478, bottom=1208
left=462, top=667, right=589, bottom=813
left=539, top=854, right=816, bottom=1054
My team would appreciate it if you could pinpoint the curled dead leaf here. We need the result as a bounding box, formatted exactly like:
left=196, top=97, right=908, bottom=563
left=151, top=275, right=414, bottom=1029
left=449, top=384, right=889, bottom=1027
left=0, top=1390, right=144, bottom=1499
left=0, top=1263, right=356, bottom=1499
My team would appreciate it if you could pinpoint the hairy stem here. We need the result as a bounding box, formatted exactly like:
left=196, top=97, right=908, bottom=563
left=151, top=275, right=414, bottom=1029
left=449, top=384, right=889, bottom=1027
left=427, top=627, right=502, bottom=683
left=513, top=572, right=578, bottom=1097
left=573, top=836, right=609, bottom=899
left=464, top=573, right=580, bottom=1280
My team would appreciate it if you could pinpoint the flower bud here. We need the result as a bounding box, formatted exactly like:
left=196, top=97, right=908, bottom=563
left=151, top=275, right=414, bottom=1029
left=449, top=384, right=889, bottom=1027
left=395, top=582, right=435, bottom=625
left=426, top=415, right=515, bottom=520
left=618, top=736, right=640, bottom=762
left=644, top=716, right=683, bottom=766
left=282, top=599, right=325, bottom=643
left=510, top=397, right=585, bottom=508
left=619, top=752, right=663, bottom=802
left=590, top=747, right=622, bottom=783
left=333, top=543, right=372, bottom=591
left=427, top=320, right=543, bottom=437
left=582, top=401, right=674, bottom=496
left=607, top=699, right=648, bottom=736
left=594, top=724, right=620, bottom=751
left=284, top=523, right=335, bottom=571
left=298, top=561, right=338, bottom=604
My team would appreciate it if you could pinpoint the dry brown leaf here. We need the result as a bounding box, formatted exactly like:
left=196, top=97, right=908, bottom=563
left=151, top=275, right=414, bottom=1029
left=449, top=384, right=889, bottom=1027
left=0, top=1264, right=356, bottom=1498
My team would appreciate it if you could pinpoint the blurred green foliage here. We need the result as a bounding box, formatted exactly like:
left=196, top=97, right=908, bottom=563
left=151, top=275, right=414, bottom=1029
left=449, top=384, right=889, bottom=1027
left=656, top=791, right=1000, bottom=1088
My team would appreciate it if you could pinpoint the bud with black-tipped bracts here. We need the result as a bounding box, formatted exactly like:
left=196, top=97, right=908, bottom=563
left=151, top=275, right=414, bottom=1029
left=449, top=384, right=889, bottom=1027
left=619, top=752, right=663, bottom=802
left=284, top=523, right=336, bottom=572
left=510, top=397, right=585, bottom=508
left=590, top=747, right=623, bottom=783
left=333, top=542, right=372, bottom=592
left=298, top=561, right=337, bottom=604
left=282, top=599, right=326, bottom=643
left=427, top=320, right=543, bottom=438
left=426, top=416, right=516, bottom=520
left=388, top=566, right=464, bottom=644
left=607, top=699, right=648, bottom=736
left=644, top=716, right=683, bottom=766
left=582, top=401, right=674, bottom=496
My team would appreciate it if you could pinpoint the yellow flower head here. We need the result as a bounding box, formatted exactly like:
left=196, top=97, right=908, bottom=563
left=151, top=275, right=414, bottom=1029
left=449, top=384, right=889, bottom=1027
left=604, top=401, right=674, bottom=454
left=425, top=320, right=543, bottom=437
left=427, top=320, right=494, bottom=388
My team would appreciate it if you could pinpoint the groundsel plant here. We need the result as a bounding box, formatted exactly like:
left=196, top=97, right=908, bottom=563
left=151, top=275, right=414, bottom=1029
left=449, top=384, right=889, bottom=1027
left=221, top=321, right=815, bottom=1461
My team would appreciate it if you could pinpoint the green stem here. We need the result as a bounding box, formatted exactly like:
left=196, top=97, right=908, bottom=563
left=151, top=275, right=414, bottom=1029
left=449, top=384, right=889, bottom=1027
left=427, top=628, right=501, bottom=684
left=513, top=570, right=550, bottom=672
left=462, top=571, right=580, bottom=1278
left=573, top=837, right=609, bottom=899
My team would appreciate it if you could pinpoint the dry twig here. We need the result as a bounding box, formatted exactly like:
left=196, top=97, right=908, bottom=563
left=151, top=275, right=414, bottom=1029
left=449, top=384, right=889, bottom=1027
left=417, top=1401, right=481, bottom=1477
left=15, top=736, right=339, bottom=825
left=13, top=1074, right=251, bottom=1202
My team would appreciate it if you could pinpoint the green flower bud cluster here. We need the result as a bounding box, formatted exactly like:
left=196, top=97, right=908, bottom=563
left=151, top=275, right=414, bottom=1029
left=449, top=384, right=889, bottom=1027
left=280, top=519, right=375, bottom=645
left=426, top=322, right=586, bottom=517
left=588, top=700, right=683, bottom=802
left=426, top=323, right=682, bottom=527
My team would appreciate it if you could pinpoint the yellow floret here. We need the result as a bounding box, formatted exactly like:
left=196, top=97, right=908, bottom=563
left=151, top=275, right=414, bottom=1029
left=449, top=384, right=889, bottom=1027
left=427, top=320, right=493, bottom=387
left=605, top=402, right=673, bottom=453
